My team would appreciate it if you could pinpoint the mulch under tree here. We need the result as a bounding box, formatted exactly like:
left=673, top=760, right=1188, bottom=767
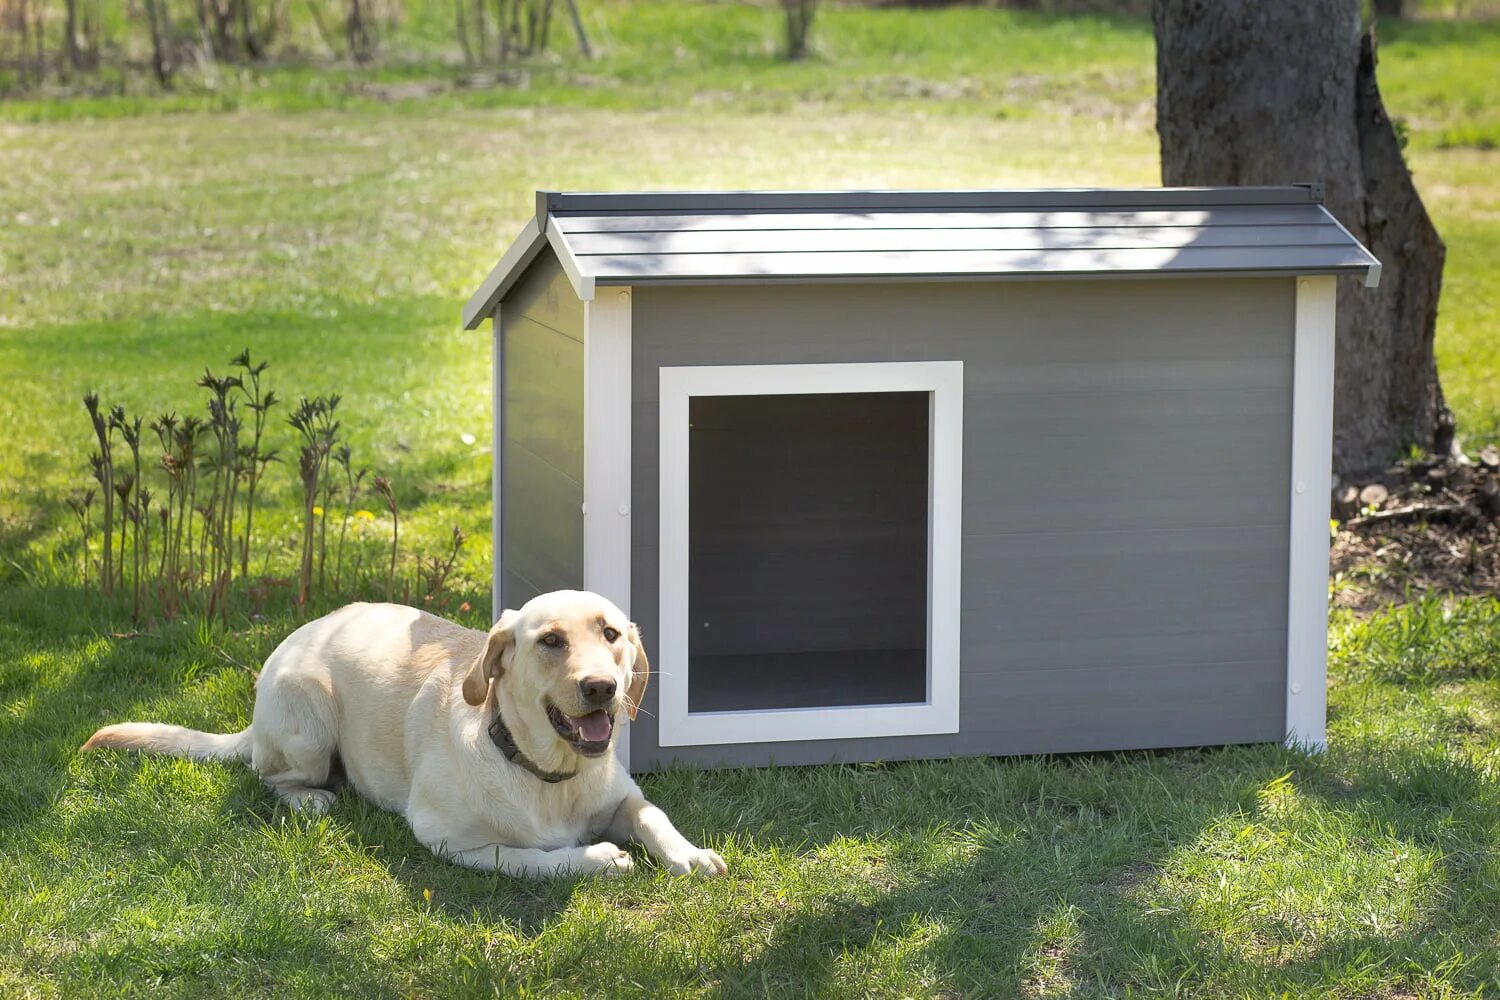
left=1331, top=444, right=1500, bottom=612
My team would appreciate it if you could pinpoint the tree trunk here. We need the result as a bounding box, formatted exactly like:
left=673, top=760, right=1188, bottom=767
left=562, top=0, right=590, bottom=57
left=82, top=0, right=100, bottom=69
left=63, top=0, right=80, bottom=71
left=782, top=0, right=815, bottom=61
left=455, top=0, right=473, bottom=63
left=1373, top=0, right=1405, bottom=18
left=1154, top=0, right=1450, bottom=476
left=236, top=0, right=264, bottom=59
left=346, top=0, right=373, bottom=62
left=209, top=0, right=231, bottom=58
left=143, top=0, right=173, bottom=86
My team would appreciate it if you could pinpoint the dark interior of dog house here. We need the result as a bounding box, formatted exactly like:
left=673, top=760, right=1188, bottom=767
left=686, top=390, right=931, bottom=713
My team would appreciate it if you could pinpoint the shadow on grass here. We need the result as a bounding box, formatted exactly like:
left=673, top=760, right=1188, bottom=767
left=623, top=734, right=1500, bottom=996
left=1053, top=750, right=1500, bottom=996
left=676, top=750, right=1277, bottom=997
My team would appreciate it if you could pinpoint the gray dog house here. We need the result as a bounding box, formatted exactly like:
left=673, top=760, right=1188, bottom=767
left=463, top=187, right=1380, bottom=772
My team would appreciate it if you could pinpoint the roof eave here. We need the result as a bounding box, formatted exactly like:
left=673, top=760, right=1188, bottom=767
left=590, top=262, right=1379, bottom=287
left=1312, top=204, right=1382, bottom=288
left=461, top=217, right=546, bottom=330
left=542, top=185, right=1329, bottom=214
left=462, top=192, right=596, bottom=330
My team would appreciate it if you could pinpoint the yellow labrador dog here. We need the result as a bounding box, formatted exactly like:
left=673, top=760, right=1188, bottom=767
left=82, top=590, right=726, bottom=879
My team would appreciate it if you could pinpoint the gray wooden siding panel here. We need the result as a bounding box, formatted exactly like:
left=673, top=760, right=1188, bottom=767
left=501, top=252, right=585, bottom=341
left=631, top=280, right=1292, bottom=402
left=628, top=278, right=1294, bottom=769
left=503, top=315, right=585, bottom=478
left=500, top=250, right=585, bottom=611
left=959, top=527, right=1288, bottom=644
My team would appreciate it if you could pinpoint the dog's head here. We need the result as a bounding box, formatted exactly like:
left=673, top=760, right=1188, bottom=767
left=461, top=590, right=649, bottom=758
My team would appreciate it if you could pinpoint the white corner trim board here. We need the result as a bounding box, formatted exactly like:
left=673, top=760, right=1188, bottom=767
left=583, top=288, right=635, bottom=769
left=1285, top=276, right=1337, bottom=752
left=656, top=360, right=965, bottom=747
left=490, top=307, right=505, bottom=622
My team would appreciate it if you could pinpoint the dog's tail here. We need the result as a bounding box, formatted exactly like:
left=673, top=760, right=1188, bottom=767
left=82, top=722, right=252, bottom=763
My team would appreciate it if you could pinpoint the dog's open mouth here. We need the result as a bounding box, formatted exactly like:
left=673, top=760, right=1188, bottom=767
left=547, top=704, right=614, bottom=756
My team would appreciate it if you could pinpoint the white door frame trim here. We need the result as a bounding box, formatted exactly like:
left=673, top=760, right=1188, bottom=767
left=657, top=360, right=964, bottom=747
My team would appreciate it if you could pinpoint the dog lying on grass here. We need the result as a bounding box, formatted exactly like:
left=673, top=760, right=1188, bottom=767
left=83, top=590, right=726, bottom=879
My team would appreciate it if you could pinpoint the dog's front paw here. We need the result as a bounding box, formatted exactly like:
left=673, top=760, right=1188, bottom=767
left=581, top=841, right=634, bottom=877
left=665, top=847, right=727, bottom=877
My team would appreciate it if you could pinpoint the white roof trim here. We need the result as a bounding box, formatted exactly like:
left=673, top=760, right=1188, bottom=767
left=547, top=222, right=596, bottom=301
left=462, top=217, right=545, bottom=330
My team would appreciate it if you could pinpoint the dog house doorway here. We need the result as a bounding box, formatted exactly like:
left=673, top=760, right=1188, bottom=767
left=657, top=362, right=964, bottom=746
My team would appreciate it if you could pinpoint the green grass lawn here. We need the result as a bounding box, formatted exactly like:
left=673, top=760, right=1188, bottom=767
left=3, top=4, right=1500, bottom=996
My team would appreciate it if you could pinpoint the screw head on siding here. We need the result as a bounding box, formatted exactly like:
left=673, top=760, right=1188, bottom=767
left=1290, top=682, right=1303, bottom=694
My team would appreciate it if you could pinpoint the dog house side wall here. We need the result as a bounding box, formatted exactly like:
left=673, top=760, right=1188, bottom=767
left=627, top=277, right=1297, bottom=769
left=498, top=250, right=586, bottom=608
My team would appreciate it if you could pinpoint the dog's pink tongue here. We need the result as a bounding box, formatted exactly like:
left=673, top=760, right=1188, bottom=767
left=578, top=710, right=612, bottom=743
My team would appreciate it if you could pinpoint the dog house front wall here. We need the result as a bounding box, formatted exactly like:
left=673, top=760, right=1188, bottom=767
left=497, top=250, right=586, bottom=609
left=626, top=277, right=1296, bottom=769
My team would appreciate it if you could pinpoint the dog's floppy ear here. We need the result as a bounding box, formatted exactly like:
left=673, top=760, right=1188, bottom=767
left=462, top=610, right=518, bottom=707
left=624, top=622, right=650, bottom=721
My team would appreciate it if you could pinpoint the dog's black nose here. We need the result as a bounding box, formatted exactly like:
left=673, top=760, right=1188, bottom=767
left=579, top=676, right=617, bottom=705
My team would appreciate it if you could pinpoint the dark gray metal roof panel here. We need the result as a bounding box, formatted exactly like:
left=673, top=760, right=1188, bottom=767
left=464, top=188, right=1379, bottom=320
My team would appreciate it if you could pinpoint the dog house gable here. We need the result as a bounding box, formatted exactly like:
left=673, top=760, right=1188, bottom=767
left=465, top=188, right=1379, bottom=772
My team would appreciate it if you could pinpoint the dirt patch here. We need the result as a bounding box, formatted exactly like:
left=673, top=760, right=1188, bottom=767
left=1330, top=446, right=1500, bottom=612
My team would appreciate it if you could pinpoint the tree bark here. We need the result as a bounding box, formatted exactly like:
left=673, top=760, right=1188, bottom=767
left=455, top=0, right=473, bottom=63
left=1154, top=0, right=1450, bottom=476
left=562, top=0, right=590, bottom=57
left=236, top=0, right=264, bottom=59
left=782, top=0, right=815, bottom=61
left=143, top=0, right=173, bottom=86
left=63, top=0, right=80, bottom=71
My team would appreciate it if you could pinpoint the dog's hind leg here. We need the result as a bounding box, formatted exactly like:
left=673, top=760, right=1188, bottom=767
left=249, top=671, right=340, bottom=814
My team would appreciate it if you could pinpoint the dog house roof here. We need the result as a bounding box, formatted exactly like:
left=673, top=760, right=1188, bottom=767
left=462, top=186, right=1380, bottom=328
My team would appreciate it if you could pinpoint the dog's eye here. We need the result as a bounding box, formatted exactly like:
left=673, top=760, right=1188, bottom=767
left=539, top=632, right=563, bottom=648
left=602, top=626, right=620, bottom=643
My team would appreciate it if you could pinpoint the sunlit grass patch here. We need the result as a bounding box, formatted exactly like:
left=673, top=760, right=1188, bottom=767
left=1332, top=595, right=1500, bottom=685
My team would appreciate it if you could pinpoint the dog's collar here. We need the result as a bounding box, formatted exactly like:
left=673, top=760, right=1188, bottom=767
left=488, top=708, right=578, bottom=783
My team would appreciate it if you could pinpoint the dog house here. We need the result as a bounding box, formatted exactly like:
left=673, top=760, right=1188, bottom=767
left=463, top=187, right=1380, bottom=771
